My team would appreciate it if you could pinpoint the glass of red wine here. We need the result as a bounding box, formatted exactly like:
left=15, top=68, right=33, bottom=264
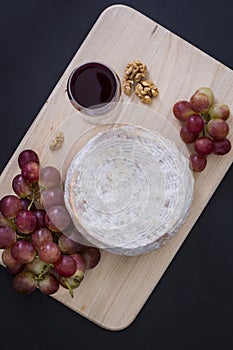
left=67, top=62, right=121, bottom=123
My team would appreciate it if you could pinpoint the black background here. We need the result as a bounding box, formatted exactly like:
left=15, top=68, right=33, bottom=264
left=0, top=1, right=233, bottom=349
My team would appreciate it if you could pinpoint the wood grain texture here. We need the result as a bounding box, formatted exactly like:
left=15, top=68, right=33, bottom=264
left=0, top=5, right=233, bottom=330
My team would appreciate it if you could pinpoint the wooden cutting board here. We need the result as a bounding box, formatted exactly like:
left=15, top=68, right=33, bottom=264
left=0, top=5, right=233, bottom=330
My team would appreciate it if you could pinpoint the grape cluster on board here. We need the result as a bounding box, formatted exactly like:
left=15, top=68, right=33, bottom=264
left=0, top=149, right=101, bottom=297
left=173, top=87, right=231, bottom=172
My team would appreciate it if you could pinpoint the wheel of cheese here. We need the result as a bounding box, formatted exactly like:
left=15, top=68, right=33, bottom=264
left=64, top=125, right=194, bottom=255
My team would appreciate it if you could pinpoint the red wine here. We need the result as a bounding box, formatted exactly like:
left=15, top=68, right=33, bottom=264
left=68, top=62, right=118, bottom=109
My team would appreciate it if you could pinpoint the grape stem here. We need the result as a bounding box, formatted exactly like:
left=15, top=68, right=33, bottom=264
left=64, top=279, right=74, bottom=298
left=202, top=112, right=210, bottom=123
left=16, top=233, right=31, bottom=240
left=37, top=264, right=53, bottom=280
left=201, top=112, right=210, bottom=137
left=39, top=185, right=45, bottom=192
left=11, top=220, right=18, bottom=231
left=27, top=185, right=37, bottom=210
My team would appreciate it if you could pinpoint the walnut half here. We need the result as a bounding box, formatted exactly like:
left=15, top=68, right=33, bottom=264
left=122, top=60, right=147, bottom=96
left=135, top=80, right=159, bottom=104
left=50, top=132, right=64, bottom=151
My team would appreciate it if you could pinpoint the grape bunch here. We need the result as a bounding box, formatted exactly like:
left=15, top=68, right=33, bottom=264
left=0, top=149, right=101, bottom=297
left=173, top=87, right=231, bottom=172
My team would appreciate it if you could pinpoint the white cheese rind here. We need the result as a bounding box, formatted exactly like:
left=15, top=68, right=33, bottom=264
left=64, top=125, right=194, bottom=255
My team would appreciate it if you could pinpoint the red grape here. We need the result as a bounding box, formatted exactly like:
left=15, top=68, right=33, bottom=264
left=7, top=263, right=25, bottom=275
left=66, top=227, right=89, bottom=246
left=81, top=247, right=101, bottom=269
left=21, top=161, right=40, bottom=184
left=185, top=114, right=204, bottom=134
left=18, top=149, right=39, bottom=169
left=2, top=247, right=18, bottom=268
left=45, top=213, right=59, bottom=232
left=12, top=174, right=32, bottom=198
left=15, top=210, right=37, bottom=234
left=190, top=87, right=214, bottom=113
left=0, top=195, right=23, bottom=219
left=41, top=187, right=65, bottom=209
left=213, top=138, right=231, bottom=155
left=49, top=267, right=59, bottom=280
left=20, top=198, right=36, bottom=211
left=34, top=209, right=46, bottom=227
left=38, top=273, right=59, bottom=295
left=39, top=166, right=61, bottom=189
left=60, top=254, right=86, bottom=295
left=31, top=227, right=53, bottom=249
left=11, top=240, right=37, bottom=264
left=206, top=118, right=229, bottom=140
left=209, top=103, right=230, bottom=120
left=180, top=125, right=198, bottom=144
left=13, top=271, right=37, bottom=295
left=58, top=234, right=83, bottom=254
left=38, top=242, right=61, bottom=264
left=194, top=137, right=214, bottom=155
left=173, top=100, right=195, bottom=121
left=70, top=253, right=86, bottom=275
left=46, top=205, right=71, bottom=232
left=0, top=226, right=17, bottom=248
left=27, top=257, right=50, bottom=276
left=54, top=255, right=77, bottom=277
left=190, top=153, right=207, bottom=172
left=0, top=211, right=12, bottom=227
